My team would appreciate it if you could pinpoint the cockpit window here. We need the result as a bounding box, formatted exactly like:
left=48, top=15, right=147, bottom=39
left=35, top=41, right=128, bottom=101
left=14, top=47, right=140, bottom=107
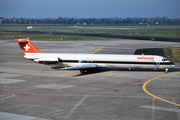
left=162, top=58, right=167, bottom=61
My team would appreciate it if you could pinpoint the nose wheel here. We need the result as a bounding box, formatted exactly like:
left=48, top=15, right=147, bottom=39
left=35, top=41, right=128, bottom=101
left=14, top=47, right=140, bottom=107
left=165, top=68, right=168, bottom=73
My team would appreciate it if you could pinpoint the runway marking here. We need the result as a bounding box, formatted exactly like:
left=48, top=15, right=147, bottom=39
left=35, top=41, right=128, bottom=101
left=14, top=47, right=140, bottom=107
left=91, top=46, right=104, bottom=54
left=35, top=84, right=74, bottom=90
left=172, top=98, right=180, bottom=120
left=63, top=95, right=88, bottom=120
left=0, top=112, right=37, bottom=120
left=1, top=94, right=16, bottom=101
left=142, top=72, right=180, bottom=106
left=139, top=105, right=180, bottom=112
left=0, top=79, right=26, bottom=84
left=0, top=112, right=51, bottom=120
left=151, top=97, right=155, bottom=120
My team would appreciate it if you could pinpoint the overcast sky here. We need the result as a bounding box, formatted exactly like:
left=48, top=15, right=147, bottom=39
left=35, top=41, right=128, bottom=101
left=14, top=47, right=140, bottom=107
left=0, top=0, right=180, bottom=18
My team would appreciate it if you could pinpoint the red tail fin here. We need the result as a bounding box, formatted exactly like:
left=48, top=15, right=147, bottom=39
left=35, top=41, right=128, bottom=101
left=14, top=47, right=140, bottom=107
left=17, top=38, right=43, bottom=53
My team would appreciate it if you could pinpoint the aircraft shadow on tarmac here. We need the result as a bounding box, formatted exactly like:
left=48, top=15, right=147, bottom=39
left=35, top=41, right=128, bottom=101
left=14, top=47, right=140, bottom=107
left=51, top=66, right=180, bottom=77
left=73, top=67, right=180, bottom=77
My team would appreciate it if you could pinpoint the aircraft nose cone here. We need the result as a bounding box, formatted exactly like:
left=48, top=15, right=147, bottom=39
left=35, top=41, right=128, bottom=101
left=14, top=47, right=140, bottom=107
left=172, top=63, right=175, bottom=68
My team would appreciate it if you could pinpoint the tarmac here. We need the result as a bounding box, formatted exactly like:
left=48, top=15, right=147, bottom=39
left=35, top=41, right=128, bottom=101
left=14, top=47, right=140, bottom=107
left=0, top=39, right=180, bottom=120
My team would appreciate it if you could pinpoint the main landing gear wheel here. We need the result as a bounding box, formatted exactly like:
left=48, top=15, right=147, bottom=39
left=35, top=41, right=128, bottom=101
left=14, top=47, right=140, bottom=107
left=80, top=69, right=88, bottom=74
left=165, top=68, right=168, bottom=73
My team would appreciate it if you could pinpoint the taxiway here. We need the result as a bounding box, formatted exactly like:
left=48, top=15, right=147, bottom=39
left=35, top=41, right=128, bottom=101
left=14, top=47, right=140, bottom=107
left=0, top=39, right=180, bottom=120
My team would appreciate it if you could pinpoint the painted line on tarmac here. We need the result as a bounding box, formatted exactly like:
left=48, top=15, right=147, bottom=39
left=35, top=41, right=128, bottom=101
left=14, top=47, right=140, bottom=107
left=142, top=72, right=180, bottom=107
left=172, top=98, right=180, bottom=120
left=91, top=46, right=104, bottom=54
left=63, top=95, right=88, bottom=120
left=1, top=94, right=16, bottom=101
left=139, top=105, right=180, bottom=112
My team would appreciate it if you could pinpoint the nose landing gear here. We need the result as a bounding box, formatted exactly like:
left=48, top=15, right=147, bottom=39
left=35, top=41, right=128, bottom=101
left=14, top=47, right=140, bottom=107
left=165, top=68, right=168, bottom=73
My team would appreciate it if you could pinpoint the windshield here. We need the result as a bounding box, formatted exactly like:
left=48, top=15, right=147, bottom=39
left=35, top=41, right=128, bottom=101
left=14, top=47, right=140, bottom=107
left=162, top=57, right=167, bottom=61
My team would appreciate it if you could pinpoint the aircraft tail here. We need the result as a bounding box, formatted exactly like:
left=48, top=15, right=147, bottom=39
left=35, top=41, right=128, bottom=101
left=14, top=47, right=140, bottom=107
left=16, top=38, right=43, bottom=53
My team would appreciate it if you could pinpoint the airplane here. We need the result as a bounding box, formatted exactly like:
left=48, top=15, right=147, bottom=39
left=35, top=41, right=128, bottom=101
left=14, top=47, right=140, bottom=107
left=16, top=38, right=175, bottom=73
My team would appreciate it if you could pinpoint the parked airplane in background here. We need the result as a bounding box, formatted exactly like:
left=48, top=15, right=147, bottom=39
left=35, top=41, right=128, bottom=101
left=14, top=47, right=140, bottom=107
left=16, top=38, right=175, bottom=73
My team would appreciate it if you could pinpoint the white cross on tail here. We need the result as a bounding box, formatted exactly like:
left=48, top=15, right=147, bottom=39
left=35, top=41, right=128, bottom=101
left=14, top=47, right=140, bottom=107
left=24, top=44, right=30, bottom=51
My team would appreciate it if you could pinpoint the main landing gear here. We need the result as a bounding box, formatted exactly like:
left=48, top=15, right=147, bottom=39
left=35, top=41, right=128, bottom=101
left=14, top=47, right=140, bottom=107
left=80, top=69, right=88, bottom=74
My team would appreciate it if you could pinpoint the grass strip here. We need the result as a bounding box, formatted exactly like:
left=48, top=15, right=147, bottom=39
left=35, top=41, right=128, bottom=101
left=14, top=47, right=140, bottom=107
left=164, top=48, right=180, bottom=62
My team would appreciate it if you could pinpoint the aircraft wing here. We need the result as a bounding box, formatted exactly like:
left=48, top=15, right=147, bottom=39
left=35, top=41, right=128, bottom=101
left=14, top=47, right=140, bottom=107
left=60, top=64, right=98, bottom=70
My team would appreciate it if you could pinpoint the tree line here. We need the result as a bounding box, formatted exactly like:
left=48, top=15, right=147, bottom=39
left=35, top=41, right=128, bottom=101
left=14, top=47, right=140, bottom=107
left=0, top=16, right=180, bottom=25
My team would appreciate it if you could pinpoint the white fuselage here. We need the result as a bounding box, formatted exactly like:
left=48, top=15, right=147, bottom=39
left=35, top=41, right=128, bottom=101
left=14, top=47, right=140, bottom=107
left=24, top=53, right=175, bottom=70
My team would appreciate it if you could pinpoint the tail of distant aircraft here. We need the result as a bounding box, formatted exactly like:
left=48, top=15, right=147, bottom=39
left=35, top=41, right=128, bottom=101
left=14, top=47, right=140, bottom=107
left=16, top=38, right=43, bottom=53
